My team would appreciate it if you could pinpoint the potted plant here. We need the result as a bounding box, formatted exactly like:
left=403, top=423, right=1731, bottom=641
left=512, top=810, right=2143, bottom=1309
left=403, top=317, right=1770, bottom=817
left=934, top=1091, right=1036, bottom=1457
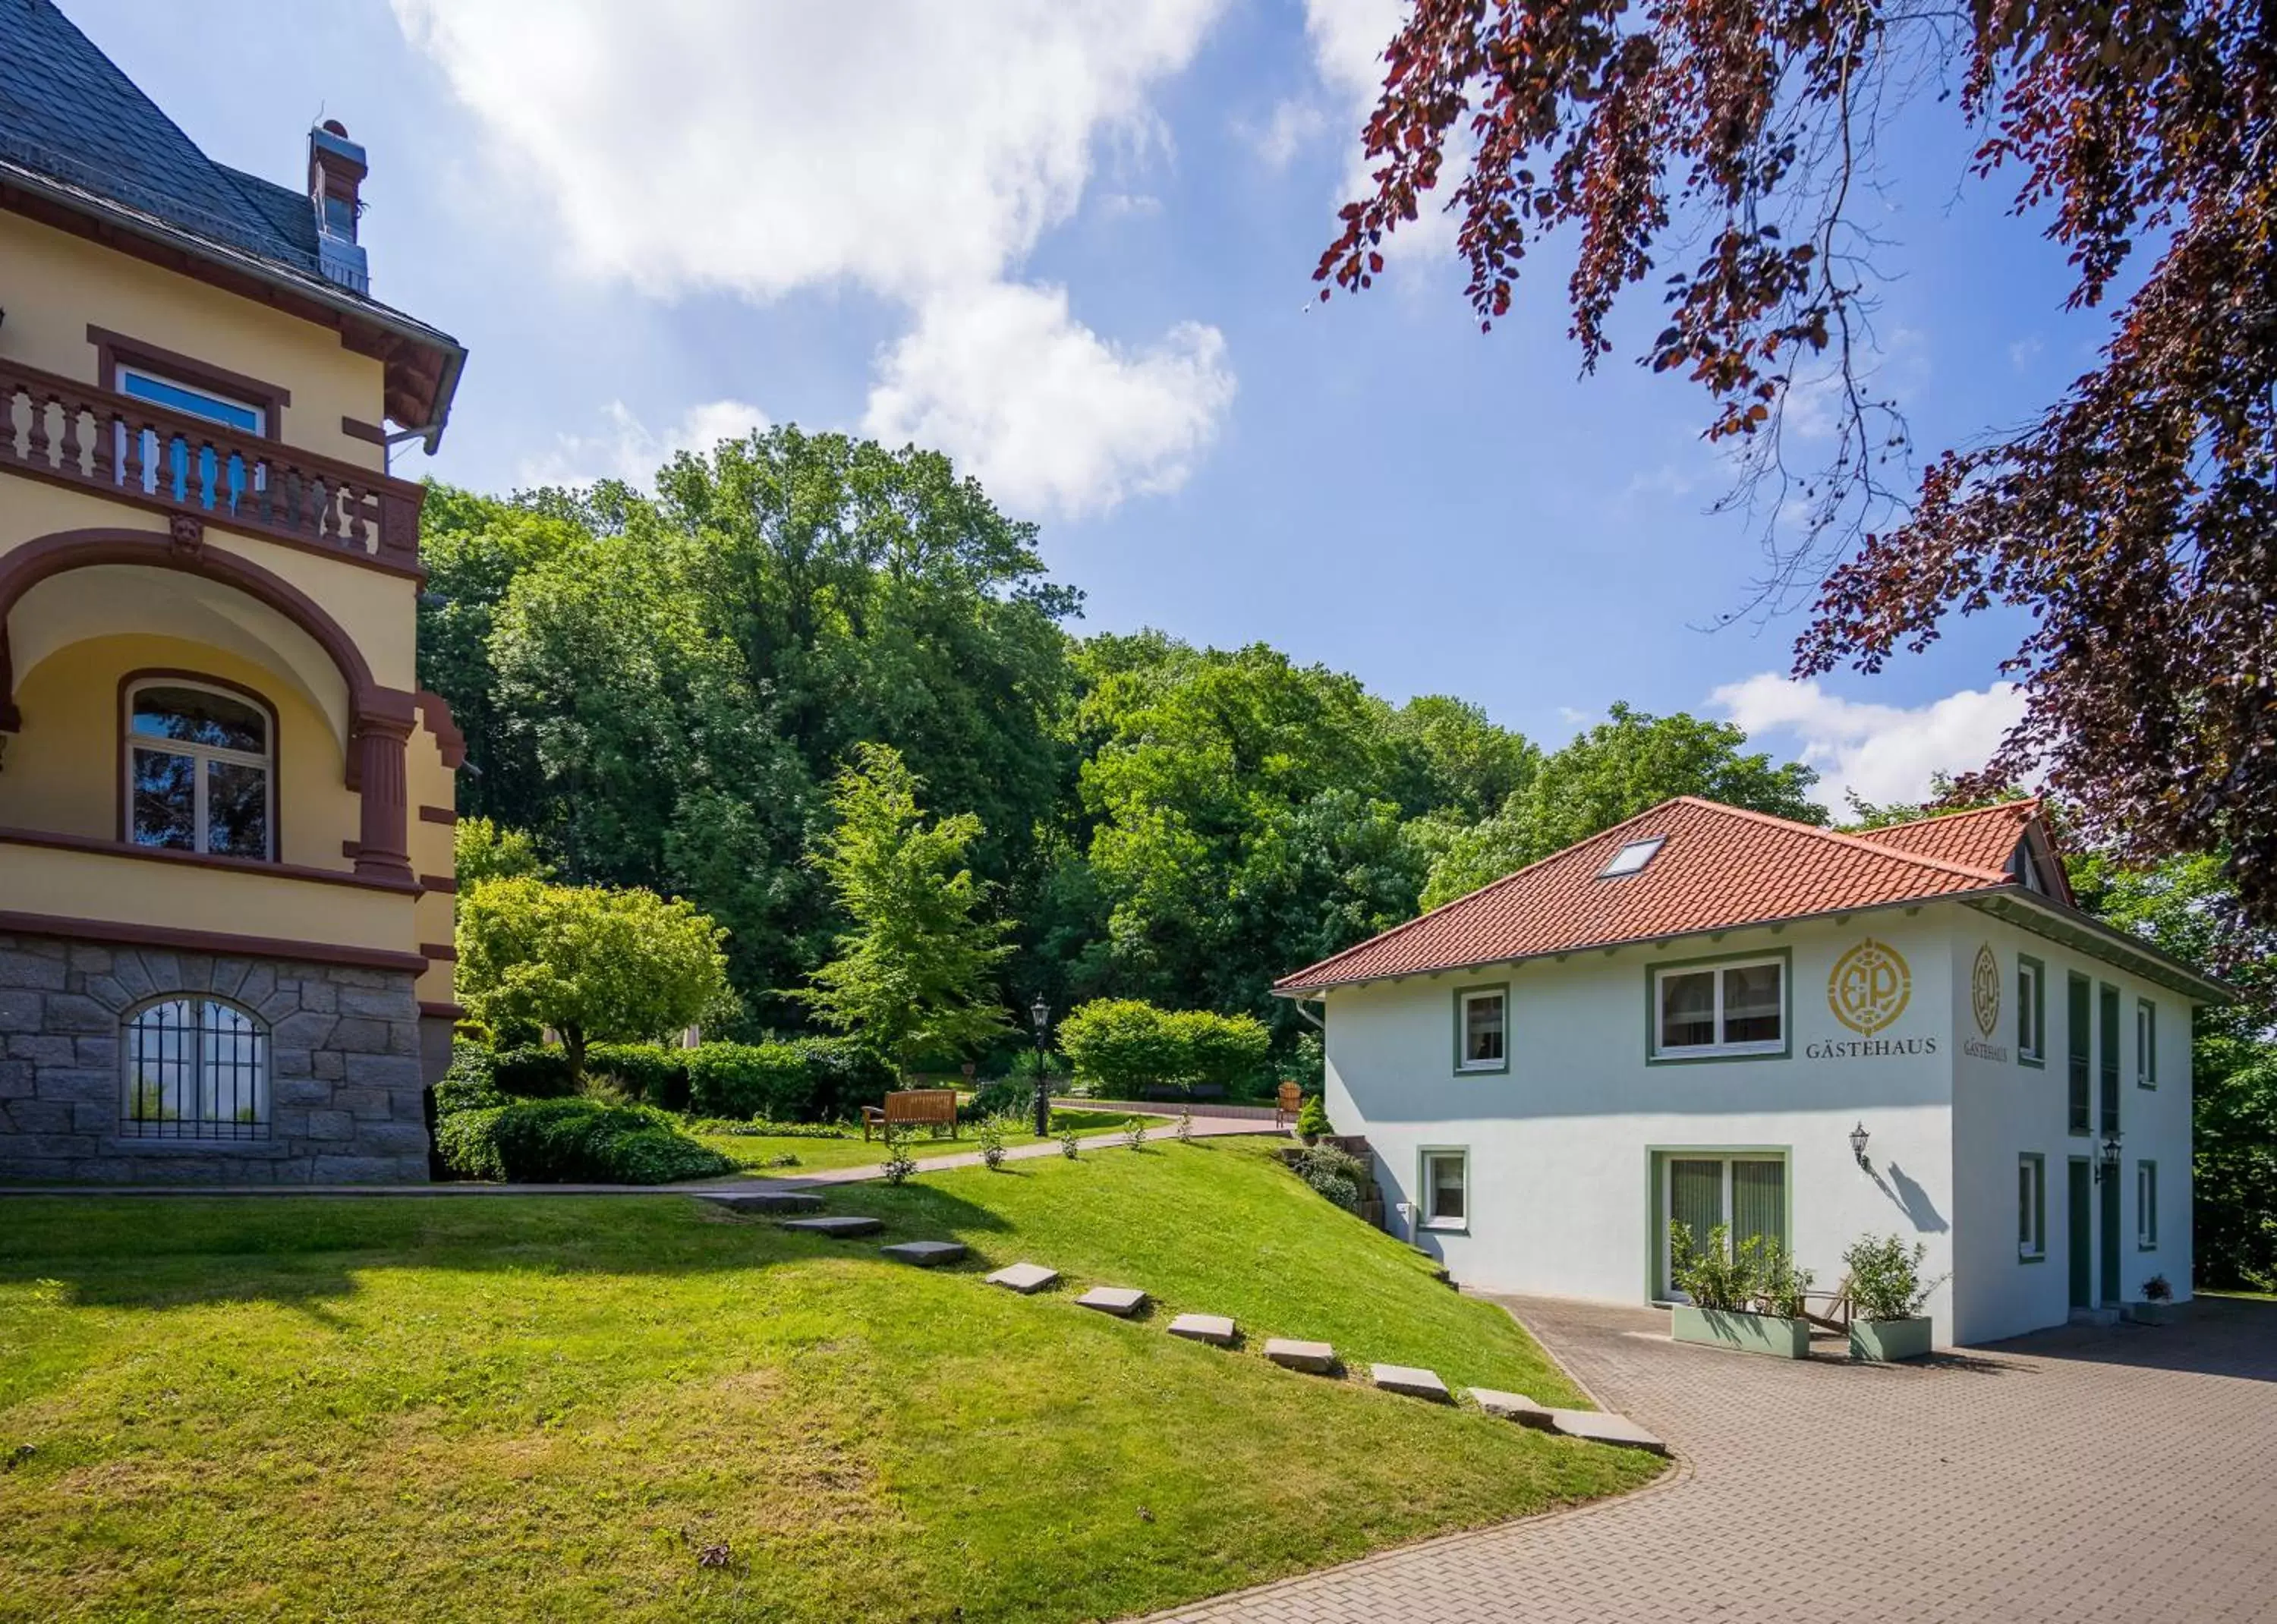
left=1844, top=1234, right=1938, bottom=1361
left=1667, top=1223, right=1815, bottom=1358
left=2127, top=1274, right=2178, bottom=1326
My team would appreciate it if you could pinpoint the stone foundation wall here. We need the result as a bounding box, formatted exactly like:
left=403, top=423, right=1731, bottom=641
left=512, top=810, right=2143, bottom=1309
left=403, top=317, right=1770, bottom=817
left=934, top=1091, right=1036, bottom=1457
left=0, top=931, right=431, bottom=1185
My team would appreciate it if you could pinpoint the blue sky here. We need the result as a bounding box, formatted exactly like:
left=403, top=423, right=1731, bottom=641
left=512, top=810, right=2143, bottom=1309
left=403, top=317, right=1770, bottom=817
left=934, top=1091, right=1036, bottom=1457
left=74, top=0, right=2104, bottom=809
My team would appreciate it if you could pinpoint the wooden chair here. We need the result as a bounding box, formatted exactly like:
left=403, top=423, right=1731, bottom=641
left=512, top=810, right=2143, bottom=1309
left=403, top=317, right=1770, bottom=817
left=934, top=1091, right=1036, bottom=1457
left=1803, top=1273, right=1855, bottom=1333
left=1274, top=1081, right=1302, bottom=1129
left=861, top=1087, right=960, bottom=1142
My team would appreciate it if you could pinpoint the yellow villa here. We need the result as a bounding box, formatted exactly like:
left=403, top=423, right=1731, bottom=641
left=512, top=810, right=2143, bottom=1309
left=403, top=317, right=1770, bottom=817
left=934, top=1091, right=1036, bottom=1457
left=0, top=0, right=467, bottom=1182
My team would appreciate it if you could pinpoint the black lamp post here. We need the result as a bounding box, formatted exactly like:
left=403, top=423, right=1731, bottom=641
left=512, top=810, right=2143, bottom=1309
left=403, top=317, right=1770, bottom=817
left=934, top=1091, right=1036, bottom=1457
left=1029, top=994, right=1052, bottom=1138
left=2096, top=1127, right=2123, bottom=1183
left=1848, top=1122, right=1871, bottom=1169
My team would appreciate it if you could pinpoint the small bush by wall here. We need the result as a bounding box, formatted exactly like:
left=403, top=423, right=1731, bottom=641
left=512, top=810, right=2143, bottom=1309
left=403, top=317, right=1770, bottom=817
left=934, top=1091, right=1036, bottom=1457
left=587, top=1043, right=691, bottom=1109
left=435, top=1097, right=735, bottom=1184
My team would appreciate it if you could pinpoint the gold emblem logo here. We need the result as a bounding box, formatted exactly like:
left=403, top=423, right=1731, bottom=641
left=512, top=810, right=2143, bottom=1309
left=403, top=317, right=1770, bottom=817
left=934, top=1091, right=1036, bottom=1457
left=1828, top=939, right=1912, bottom=1035
left=1971, top=943, right=2001, bottom=1038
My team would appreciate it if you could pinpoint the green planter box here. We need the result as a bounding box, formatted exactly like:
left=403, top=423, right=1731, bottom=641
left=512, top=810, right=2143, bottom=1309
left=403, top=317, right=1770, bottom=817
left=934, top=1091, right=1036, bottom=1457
left=1671, top=1304, right=1811, bottom=1358
left=1848, top=1316, right=1932, bottom=1362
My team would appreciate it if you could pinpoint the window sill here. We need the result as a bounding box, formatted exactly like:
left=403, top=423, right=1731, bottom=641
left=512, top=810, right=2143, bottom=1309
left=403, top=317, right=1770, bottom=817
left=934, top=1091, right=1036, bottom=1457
left=1650, top=1043, right=1787, bottom=1065
left=102, top=1136, right=290, bottom=1157
left=1419, top=1220, right=1469, bottom=1235
left=1453, top=1063, right=1507, bottom=1076
left=2019, top=1251, right=2046, bottom=1265
left=2018, top=1055, right=2045, bottom=1069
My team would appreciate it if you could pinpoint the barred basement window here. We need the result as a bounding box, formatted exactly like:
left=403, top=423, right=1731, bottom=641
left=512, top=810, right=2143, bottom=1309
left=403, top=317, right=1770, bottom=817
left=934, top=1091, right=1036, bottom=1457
left=121, top=998, right=269, bottom=1141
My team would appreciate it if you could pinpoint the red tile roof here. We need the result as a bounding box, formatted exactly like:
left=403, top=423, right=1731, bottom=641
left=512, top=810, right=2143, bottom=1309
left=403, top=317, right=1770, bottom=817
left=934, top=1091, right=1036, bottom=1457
left=1847, top=799, right=2039, bottom=872
left=1274, top=797, right=2027, bottom=993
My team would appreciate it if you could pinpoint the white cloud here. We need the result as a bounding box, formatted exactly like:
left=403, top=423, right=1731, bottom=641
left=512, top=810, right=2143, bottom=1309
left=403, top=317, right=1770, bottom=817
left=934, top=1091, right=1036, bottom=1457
left=1299, top=0, right=1457, bottom=263
left=1244, top=97, right=1328, bottom=170
left=863, top=284, right=1235, bottom=519
left=1711, top=673, right=2028, bottom=811
left=519, top=398, right=770, bottom=490
left=393, top=0, right=1236, bottom=518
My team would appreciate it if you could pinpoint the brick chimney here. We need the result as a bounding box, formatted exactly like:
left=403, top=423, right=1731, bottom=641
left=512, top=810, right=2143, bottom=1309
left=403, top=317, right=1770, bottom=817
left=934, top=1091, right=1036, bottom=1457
left=308, top=119, right=369, bottom=293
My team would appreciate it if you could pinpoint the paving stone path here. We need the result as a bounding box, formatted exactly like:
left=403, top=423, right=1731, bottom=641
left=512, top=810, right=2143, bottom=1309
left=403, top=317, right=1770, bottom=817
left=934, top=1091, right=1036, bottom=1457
left=1143, top=1292, right=2277, bottom=1623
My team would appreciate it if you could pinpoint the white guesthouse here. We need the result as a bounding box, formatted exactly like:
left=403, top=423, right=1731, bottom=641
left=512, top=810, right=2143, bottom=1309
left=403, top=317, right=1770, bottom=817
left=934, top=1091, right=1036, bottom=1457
left=1275, top=798, right=2225, bottom=1346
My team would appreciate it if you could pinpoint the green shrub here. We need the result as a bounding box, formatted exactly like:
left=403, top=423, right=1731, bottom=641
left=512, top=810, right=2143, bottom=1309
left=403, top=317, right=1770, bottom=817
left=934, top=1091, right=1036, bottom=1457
left=1668, top=1223, right=1756, bottom=1312
left=975, top=1113, right=1012, bottom=1170
left=1844, top=1234, right=1938, bottom=1321
left=1754, top=1239, right=1814, bottom=1320
left=587, top=1043, right=690, bottom=1109
left=490, top=1046, right=578, bottom=1099
left=436, top=1097, right=733, bottom=1184
left=1296, top=1094, right=1331, bottom=1138
left=432, top=1046, right=508, bottom=1119
left=683, top=1118, right=849, bottom=1140
left=1059, top=999, right=1272, bottom=1097
left=683, top=1043, right=815, bottom=1120
left=1291, top=1141, right=1365, bottom=1212
left=798, top=1037, right=894, bottom=1120
left=962, top=1076, right=1032, bottom=1122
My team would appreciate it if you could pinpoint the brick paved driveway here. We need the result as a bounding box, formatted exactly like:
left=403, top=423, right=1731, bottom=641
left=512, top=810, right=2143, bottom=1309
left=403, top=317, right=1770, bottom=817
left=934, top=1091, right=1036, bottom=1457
left=1150, top=1293, right=2277, bottom=1623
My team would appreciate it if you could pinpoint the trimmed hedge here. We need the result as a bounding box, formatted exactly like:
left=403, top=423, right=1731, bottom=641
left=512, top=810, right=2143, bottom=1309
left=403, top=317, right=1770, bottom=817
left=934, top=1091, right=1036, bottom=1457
left=438, top=1039, right=893, bottom=1125
left=435, top=1097, right=735, bottom=1184
left=587, top=1043, right=691, bottom=1110
left=1057, top=1000, right=1272, bottom=1098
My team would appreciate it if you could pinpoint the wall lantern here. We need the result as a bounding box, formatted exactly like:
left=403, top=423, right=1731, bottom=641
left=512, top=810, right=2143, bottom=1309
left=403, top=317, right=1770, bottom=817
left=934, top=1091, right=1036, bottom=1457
left=2096, top=1128, right=2124, bottom=1183
left=1848, top=1122, right=1871, bottom=1168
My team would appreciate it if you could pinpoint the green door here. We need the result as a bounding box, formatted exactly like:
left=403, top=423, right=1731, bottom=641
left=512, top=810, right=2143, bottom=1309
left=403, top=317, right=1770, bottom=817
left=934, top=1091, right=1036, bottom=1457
left=2099, top=1164, right=2121, bottom=1304
left=2067, top=1158, right=2093, bottom=1309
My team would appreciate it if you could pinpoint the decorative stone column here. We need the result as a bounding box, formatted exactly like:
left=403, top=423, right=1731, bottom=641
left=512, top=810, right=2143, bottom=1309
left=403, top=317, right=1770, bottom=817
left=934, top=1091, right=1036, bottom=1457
left=352, top=711, right=414, bottom=883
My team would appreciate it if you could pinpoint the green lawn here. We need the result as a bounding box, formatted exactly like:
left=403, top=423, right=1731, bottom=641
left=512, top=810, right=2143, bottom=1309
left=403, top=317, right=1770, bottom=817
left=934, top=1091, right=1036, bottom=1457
left=694, top=1108, right=1161, bottom=1173
left=0, top=1140, right=1661, bottom=1622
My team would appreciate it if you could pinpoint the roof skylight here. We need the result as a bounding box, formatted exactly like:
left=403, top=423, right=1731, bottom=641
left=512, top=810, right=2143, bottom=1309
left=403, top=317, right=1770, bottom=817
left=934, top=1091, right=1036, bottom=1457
left=1598, top=836, right=1665, bottom=879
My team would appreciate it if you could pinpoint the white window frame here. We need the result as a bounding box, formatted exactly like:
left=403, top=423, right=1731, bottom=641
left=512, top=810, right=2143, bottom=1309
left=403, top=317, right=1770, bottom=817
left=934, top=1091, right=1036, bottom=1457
left=1456, top=985, right=1507, bottom=1074
left=2016, top=956, right=2045, bottom=1065
left=2017, top=1154, right=2046, bottom=1261
left=1651, top=955, right=1786, bottom=1059
left=1419, top=1147, right=1469, bottom=1232
left=1598, top=836, right=1664, bottom=879
left=2135, top=998, right=2157, bottom=1089
left=124, top=678, right=276, bottom=860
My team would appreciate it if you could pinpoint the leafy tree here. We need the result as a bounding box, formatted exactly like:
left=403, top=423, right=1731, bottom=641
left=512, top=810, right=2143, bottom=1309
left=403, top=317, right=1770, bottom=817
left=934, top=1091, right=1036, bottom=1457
left=453, top=817, right=551, bottom=884
left=1421, top=703, right=1823, bottom=906
left=795, top=742, right=1015, bottom=1078
left=2069, top=848, right=2277, bottom=1292
left=456, top=877, right=731, bottom=1080
left=1839, top=776, right=2029, bottom=832
left=1318, top=2, right=2277, bottom=924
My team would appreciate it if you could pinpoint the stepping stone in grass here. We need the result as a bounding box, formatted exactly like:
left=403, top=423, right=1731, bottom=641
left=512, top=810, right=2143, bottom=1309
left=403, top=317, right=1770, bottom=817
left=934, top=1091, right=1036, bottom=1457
left=1547, top=1409, right=1667, bottom=1455
left=1076, top=1286, right=1148, bottom=1317
left=779, top=1215, right=883, bottom=1238
left=986, top=1262, right=1060, bottom=1294
left=701, top=1191, right=823, bottom=1214
left=1370, top=1364, right=1452, bottom=1402
left=881, top=1240, right=966, bottom=1267
left=1167, top=1313, right=1237, bottom=1346
left=1467, top=1388, right=1554, bottom=1427
left=1264, top=1338, right=1335, bottom=1374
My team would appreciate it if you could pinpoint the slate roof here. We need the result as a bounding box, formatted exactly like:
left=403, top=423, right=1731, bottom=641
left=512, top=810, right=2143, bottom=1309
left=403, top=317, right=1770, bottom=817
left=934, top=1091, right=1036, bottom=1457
left=1274, top=797, right=2028, bottom=994
left=0, top=0, right=326, bottom=279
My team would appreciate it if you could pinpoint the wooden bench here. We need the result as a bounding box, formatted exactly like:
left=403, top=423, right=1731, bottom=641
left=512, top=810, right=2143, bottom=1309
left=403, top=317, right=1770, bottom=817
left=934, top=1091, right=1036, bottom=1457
left=861, top=1088, right=959, bottom=1142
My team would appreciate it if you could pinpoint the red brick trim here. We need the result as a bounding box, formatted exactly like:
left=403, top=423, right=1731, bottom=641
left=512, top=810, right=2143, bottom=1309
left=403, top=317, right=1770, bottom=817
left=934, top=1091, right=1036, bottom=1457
left=417, top=804, right=456, bottom=825
left=0, top=908, right=427, bottom=974
left=419, top=873, right=456, bottom=894
left=87, top=323, right=291, bottom=433
left=420, top=941, right=457, bottom=961
left=0, top=824, right=418, bottom=893
left=340, top=416, right=388, bottom=445
left=418, top=999, right=467, bottom=1021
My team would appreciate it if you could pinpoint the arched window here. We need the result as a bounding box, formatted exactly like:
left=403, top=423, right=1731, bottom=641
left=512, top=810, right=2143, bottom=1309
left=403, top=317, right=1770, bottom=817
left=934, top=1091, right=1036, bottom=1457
left=121, top=998, right=269, bottom=1141
left=125, top=679, right=273, bottom=858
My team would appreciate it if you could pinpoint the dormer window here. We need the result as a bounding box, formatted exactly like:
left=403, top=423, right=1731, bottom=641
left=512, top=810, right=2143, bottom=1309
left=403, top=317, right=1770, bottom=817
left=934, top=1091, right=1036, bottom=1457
left=1598, top=836, right=1664, bottom=879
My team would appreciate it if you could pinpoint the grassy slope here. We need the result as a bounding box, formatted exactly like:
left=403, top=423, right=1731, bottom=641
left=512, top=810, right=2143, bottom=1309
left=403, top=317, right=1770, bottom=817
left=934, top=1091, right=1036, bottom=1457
left=694, top=1109, right=1157, bottom=1174
left=0, top=1141, right=1658, bottom=1623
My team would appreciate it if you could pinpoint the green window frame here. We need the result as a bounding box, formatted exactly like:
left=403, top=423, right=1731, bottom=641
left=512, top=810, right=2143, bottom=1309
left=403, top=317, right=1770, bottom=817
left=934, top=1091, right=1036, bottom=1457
left=2098, top=984, right=2121, bottom=1133
left=2066, top=973, right=2092, bottom=1135
left=1645, top=948, right=1792, bottom=1065
left=1419, top=1146, right=1469, bottom=1233
left=1645, top=1146, right=1792, bottom=1301
left=2017, top=1153, right=2046, bottom=1262
left=2016, top=954, right=2046, bottom=1067
left=1451, top=983, right=1510, bottom=1075
left=2136, top=998, right=2157, bottom=1089
left=2137, top=1160, right=2158, bottom=1249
